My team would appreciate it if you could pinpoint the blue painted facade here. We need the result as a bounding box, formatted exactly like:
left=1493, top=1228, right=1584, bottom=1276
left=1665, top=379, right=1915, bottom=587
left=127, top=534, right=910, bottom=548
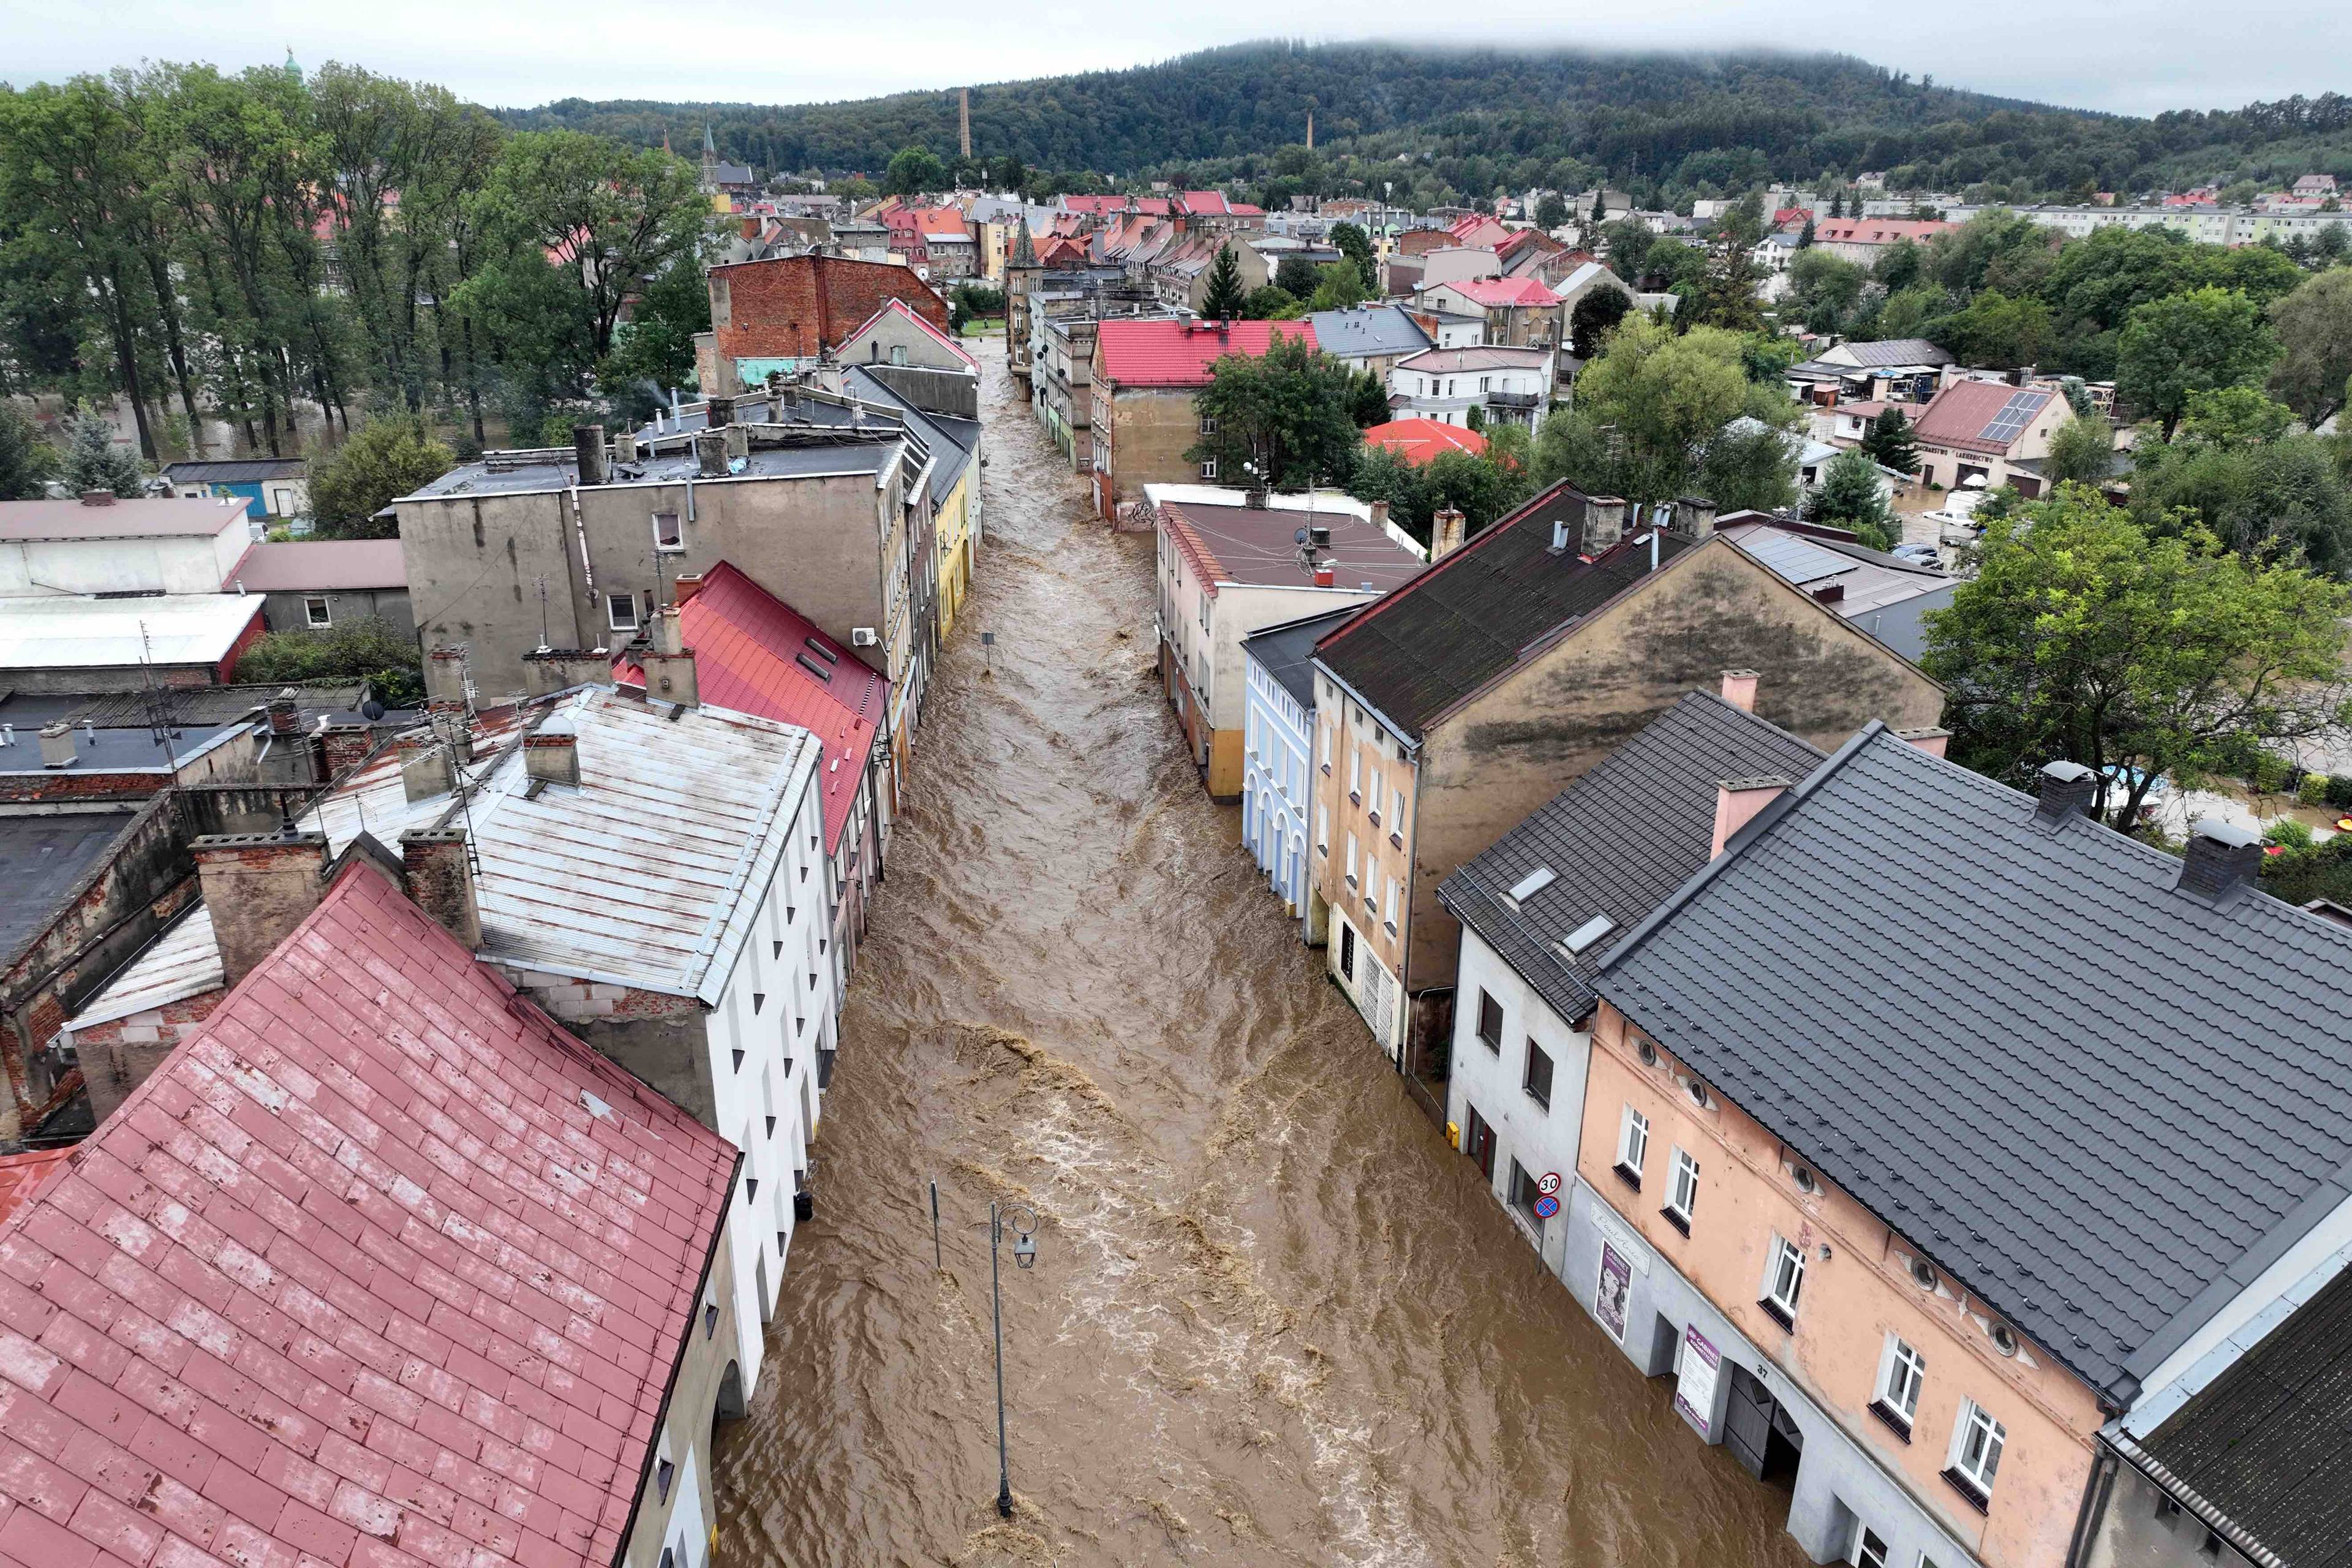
left=1240, top=645, right=1314, bottom=933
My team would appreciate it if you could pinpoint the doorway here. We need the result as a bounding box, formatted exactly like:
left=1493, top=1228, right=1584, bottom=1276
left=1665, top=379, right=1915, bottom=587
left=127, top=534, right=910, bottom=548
left=1722, top=1363, right=1804, bottom=1488
left=1462, top=1103, right=1496, bottom=1183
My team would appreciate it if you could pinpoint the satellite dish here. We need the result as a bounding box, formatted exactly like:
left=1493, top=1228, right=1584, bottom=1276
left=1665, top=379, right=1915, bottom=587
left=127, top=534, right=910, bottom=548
left=1294, top=527, right=1310, bottom=546
left=360, top=698, right=386, bottom=721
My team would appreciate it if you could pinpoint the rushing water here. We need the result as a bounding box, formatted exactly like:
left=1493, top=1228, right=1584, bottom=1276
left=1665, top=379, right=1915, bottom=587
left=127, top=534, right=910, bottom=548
left=712, top=358, right=1808, bottom=1567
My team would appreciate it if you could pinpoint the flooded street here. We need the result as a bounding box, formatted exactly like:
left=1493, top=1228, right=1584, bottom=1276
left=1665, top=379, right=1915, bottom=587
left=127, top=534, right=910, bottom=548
left=712, top=359, right=1808, bottom=1567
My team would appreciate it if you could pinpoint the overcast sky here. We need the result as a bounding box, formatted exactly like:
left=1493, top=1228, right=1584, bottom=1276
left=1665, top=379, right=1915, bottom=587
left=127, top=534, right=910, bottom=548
left=3, top=0, right=2345, bottom=119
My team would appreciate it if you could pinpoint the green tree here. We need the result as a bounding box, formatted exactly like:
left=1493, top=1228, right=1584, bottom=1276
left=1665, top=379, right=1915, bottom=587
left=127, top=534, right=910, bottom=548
left=0, top=405, right=54, bottom=499
left=1530, top=405, right=1614, bottom=492
left=1349, top=368, right=1390, bottom=428
left=2267, top=266, right=2352, bottom=427
left=1305, top=259, right=1369, bottom=312
left=1241, top=284, right=1299, bottom=320
left=1535, top=192, right=1569, bottom=231
left=1274, top=256, right=1324, bottom=298
left=1569, top=285, right=1632, bottom=358
left=1589, top=189, right=1607, bottom=227
left=1684, top=197, right=1766, bottom=332
left=1924, top=489, right=2352, bottom=827
left=1346, top=442, right=1428, bottom=533
left=989, top=154, right=1025, bottom=192
left=1700, top=418, right=1800, bottom=514
left=2116, top=285, right=2278, bottom=440
left=1796, top=215, right=1815, bottom=249
left=1937, top=290, right=2052, bottom=369
left=307, top=415, right=453, bottom=538
left=2130, top=407, right=2352, bottom=577
left=60, top=405, right=144, bottom=497
left=1185, top=331, right=1360, bottom=492
left=1786, top=250, right=1865, bottom=333
left=1810, top=447, right=1896, bottom=549
left=883, top=144, right=947, bottom=195
left=1202, top=244, right=1246, bottom=320
left=1859, top=407, right=1921, bottom=474
left=1423, top=443, right=1534, bottom=537
left=233, top=616, right=425, bottom=707
left=1329, top=221, right=1378, bottom=290
left=1566, top=315, right=1754, bottom=513
left=2043, top=413, right=2117, bottom=488
left=598, top=244, right=711, bottom=404
left=1873, top=238, right=1923, bottom=293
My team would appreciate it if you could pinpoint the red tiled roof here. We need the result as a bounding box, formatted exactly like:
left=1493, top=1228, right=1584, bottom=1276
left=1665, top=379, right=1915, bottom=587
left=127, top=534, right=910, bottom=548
left=1912, top=380, right=2054, bottom=455
left=1362, top=418, right=1489, bottom=467
left=1095, top=319, right=1316, bottom=388
left=0, top=865, right=737, bottom=1568
left=226, top=540, right=408, bottom=593
left=1815, top=219, right=1955, bottom=246
left=1061, top=195, right=1127, bottom=214
left=1177, top=190, right=1231, bottom=216
left=1228, top=203, right=1264, bottom=217
left=1433, top=275, right=1557, bottom=308
left=613, top=563, right=884, bottom=856
left=0, top=1148, right=68, bottom=1229
left=1447, top=214, right=1512, bottom=247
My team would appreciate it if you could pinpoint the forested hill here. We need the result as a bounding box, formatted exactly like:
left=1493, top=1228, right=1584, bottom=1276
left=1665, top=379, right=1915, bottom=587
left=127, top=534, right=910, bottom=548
left=494, top=42, right=2352, bottom=204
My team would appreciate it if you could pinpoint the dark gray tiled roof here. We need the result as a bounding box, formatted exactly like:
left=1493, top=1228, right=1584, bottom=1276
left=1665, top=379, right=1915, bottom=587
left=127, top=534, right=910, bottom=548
left=1603, top=727, right=2352, bottom=1393
left=162, top=458, right=306, bottom=482
left=1439, top=692, right=1824, bottom=1025
left=1240, top=606, right=1358, bottom=710
left=1314, top=483, right=1694, bottom=738
left=2138, top=1263, right=2352, bottom=1564
left=1305, top=305, right=1432, bottom=359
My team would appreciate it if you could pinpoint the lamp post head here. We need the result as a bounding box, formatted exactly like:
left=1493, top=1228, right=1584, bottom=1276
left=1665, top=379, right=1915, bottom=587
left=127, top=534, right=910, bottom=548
left=1014, top=1233, right=1036, bottom=1269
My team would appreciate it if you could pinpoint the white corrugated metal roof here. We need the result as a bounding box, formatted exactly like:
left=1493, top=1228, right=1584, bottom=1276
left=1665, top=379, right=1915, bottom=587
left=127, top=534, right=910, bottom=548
left=64, top=905, right=223, bottom=1030
left=306, top=688, right=817, bottom=1003
left=0, top=595, right=263, bottom=670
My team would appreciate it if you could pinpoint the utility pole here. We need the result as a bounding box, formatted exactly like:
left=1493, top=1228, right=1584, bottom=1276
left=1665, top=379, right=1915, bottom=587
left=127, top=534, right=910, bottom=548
left=960, top=89, right=972, bottom=162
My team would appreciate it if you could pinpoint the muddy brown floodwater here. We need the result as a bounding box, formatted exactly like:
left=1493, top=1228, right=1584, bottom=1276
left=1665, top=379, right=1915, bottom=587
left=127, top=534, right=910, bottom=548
left=712, top=359, right=1811, bottom=1567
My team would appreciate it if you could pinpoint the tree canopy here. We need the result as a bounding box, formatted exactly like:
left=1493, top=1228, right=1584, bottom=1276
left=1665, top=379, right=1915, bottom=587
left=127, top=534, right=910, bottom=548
left=1185, top=332, right=1360, bottom=492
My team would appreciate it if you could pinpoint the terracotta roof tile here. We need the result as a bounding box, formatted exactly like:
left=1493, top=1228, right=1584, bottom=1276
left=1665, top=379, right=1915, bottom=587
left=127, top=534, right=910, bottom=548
left=1095, top=319, right=1316, bottom=388
left=0, top=867, right=734, bottom=1568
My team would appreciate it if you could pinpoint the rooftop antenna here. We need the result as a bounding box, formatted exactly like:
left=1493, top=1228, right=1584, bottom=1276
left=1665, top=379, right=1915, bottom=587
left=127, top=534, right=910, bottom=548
left=536, top=574, right=551, bottom=650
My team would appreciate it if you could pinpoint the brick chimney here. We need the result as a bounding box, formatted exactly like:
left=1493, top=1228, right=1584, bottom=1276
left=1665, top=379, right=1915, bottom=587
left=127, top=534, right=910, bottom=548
left=524, top=715, right=581, bottom=786
left=1711, top=777, right=1789, bottom=860
left=38, top=722, right=75, bottom=769
left=706, top=395, right=734, bottom=429
left=573, top=424, right=609, bottom=486
left=2034, top=760, right=2097, bottom=826
left=641, top=609, right=699, bottom=707
left=612, top=430, right=639, bottom=465
left=1431, top=507, right=1466, bottom=560
left=523, top=648, right=617, bottom=696
left=674, top=573, right=707, bottom=606
left=78, top=490, right=116, bottom=507
left=266, top=688, right=301, bottom=736
left=194, top=831, right=329, bottom=986
left=1367, top=500, right=1390, bottom=534
left=318, top=722, right=375, bottom=777
left=1676, top=497, right=1718, bottom=539
left=423, top=646, right=470, bottom=706
left=399, top=827, right=481, bottom=949
left=2176, top=818, right=2263, bottom=905
left=1584, top=496, right=1627, bottom=554
left=1719, top=669, right=1759, bottom=713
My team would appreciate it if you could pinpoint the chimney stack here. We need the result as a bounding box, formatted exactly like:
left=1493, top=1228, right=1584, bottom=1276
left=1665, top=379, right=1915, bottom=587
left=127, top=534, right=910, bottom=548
left=1368, top=499, right=1391, bottom=533
left=399, top=827, right=481, bottom=949
left=398, top=730, right=453, bottom=801
left=1312, top=564, right=1336, bottom=588
left=2034, top=760, right=2097, bottom=826
left=193, top=830, right=328, bottom=986
left=1431, top=507, right=1466, bottom=561
left=1711, top=777, right=1789, bottom=860
left=1676, top=497, right=1718, bottom=539
left=78, top=490, right=116, bottom=507
left=573, top=424, right=609, bottom=486
left=1584, top=496, right=1627, bottom=554
left=524, top=715, right=581, bottom=786
left=318, top=722, right=375, bottom=777
left=706, top=396, right=734, bottom=429
left=1719, top=669, right=1759, bottom=713
left=674, top=573, right=707, bottom=606
left=2177, top=818, right=2263, bottom=904
left=613, top=430, right=639, bottom=465
left=266, top=688, right=301, bottom=736
left=695, top=431, right=730, bottom=478
left=723, top=423, right=750, bottom=463
left=1897, top=726, right=1952, bottom=759
left=37, top=722, right=75, bottom=769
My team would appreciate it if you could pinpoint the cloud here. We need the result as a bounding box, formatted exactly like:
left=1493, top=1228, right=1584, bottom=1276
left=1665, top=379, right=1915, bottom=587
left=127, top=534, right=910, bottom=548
left=2, top=0, right=2345, bottom=117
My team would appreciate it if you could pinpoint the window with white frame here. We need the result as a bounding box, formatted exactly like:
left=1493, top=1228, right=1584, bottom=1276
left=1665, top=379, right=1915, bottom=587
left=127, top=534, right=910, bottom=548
left=1348, top=747, right=1361, bottom=797
left=607, top=592, right=639, bottom=631
left=1318, top=721, right=1332, bottom=769
left=1367, top=767, right=1382, bottom=820
left=654, top=510, right=684, bottom=552
left=1199, top=414, right=1219, bottom=435
left=1665, top=1148, right=1699, bottom=1227
left=1316, top=803, right=1329, bottom=854
left=1762, top=1234, right=1806, bottom=1324
left=1344, top=831, right=1359, bottom=886
left=304, top=595, right=333, bottom=628
left=1383, top=874, right=1400, bottom=930
left=1614, top=1106, right=1648, bottom=1186
left=1391, top=786, right=1404, bottom=832
left=1851, top=1526, right=1890, bottom=1568
left=1874, top=1336, right=1926, bottom=1432
left=1200, top=458, right=1218, bottom=480
left=1946, top=1401, right=2005, bottom=1503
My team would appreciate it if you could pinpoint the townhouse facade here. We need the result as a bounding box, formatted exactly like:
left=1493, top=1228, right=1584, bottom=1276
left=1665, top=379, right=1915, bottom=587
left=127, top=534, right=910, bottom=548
left=1306, top=483, right=1943, bottom=1102
left=1239, top=606, right=1356, bottom=932
left=1091, top=319, right=1317, bottom=519
left=1388, top=345, right=1553, bottom=429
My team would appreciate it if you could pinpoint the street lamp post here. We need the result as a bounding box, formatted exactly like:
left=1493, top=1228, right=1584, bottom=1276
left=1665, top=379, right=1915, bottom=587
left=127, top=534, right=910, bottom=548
left=988, top=1201, right=1039, bottom=1520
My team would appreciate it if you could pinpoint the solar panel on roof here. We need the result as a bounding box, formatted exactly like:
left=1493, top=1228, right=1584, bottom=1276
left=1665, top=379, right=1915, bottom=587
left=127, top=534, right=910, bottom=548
left=1978, top=390, right=2048, bottom=446
left=1742, top=532, right=1854, bottom=587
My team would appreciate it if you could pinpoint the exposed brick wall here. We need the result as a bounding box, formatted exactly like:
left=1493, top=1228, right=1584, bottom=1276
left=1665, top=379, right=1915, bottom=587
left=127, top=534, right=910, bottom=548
left=72, top=987, right=226, bottom=1126
left=0, top=770, right=170, bottom=805
left=710, top=255, right=949, bottom=364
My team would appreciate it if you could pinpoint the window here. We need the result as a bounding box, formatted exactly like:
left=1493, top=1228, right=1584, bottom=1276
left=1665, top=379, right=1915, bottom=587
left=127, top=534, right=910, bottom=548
left=1874, top=1337, right=1926, bottom=1434
left=607, top=592, right=639, bottom=632
left=1367, top=767, right=1382, bottom=822
left=1348, top=748, right=1361, bottom=799
left=1198, top=414, right=1218, bottom=435
left=1318, top=722, right=1332, bottom=771
left=1316, top=803, right=1329, bottom=854
left=1391, top=787, right=1405, bottom=837
left=655, top=1458, right=675, bottom=1502
left=303, top=595, right=332, bottom=628
left=1665, top=1148, right=1699, bottom=1231
left=1383, top=875, right=1400, bottom=932
left=1476, top=991, right=1503, bottom=1050
left=1613, top=1106, right=1648, bottom=1188
left=654, top=510, right=684, bottom=552
left=1851, top=1526, right=1890, bottom=1568
left=1761, top=1235, right=1805, bottom=1326
left=1200, top=458, right=1218, bottom=480
left=1344, top=832, right=1358, bottom=886
left=1509, top=1159, right=1546, bottom=1225
left=1522, top=1040, right=1553, bottom=1109
left=1945, top=1401, right=2004, bottom=1507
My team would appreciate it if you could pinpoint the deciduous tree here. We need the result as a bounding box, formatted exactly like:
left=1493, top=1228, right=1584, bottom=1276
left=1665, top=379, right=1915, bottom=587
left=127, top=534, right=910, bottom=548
left=1185, top=331, right=1359, bottom=492
left=2116, top=285, right=2277, bottom=439
left=306, top=415, right=453, bottom=538
left=2267, top=266, right=2352, bottom=427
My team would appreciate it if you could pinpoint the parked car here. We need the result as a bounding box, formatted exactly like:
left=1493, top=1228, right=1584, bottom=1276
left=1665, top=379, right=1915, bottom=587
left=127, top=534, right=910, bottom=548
left=1890, top=543, right=1942, bottom=567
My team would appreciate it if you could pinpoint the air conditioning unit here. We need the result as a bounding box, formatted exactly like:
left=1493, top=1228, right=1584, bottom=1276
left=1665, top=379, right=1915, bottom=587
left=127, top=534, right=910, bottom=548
left=850, top=627, right=880, bottom=647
